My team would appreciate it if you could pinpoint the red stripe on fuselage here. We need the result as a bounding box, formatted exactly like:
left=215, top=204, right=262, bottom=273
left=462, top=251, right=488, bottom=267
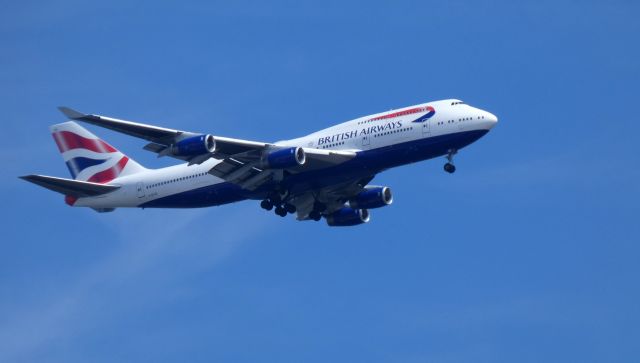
left=52, top=131, right=117, bottom=153
left=369, top=107, right=426, bottom=121
left=88, top=156, right=129, bottom=184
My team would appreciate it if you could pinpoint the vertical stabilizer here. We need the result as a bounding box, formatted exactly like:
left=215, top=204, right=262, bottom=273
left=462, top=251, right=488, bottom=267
left=50, top=121, right=146, bottom=183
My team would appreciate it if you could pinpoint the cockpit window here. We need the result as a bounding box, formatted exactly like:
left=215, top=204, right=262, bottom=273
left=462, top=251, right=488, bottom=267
left=451, top=101, right=465, bottom=106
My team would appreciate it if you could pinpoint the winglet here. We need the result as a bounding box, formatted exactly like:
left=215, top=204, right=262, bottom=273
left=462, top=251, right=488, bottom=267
left=58, top=106, right=87, bottom=119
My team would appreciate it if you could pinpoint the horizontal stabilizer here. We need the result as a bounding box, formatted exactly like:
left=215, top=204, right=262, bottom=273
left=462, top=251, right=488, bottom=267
left=20, top=174, right=120, bottom=197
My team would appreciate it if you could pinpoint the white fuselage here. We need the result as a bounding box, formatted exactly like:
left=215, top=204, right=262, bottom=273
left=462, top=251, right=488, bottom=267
left=74, top=99, right=497, bottom=209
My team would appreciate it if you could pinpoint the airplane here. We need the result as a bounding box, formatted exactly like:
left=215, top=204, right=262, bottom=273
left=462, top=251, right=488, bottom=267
left=20, top=99, right=497, bottom=226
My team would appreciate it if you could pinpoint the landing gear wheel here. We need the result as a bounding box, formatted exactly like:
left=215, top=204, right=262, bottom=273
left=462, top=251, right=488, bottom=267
left=275, top=206, right=287, bottom=217
left=444, top=162, right=456, bottom=174
left=309, top=211, right=322, bottom=221
left=444, top=149, right=457, bottom=174
left=284, top=203, right=296, bottom=214
left=260, top=199, right=273, bottom=211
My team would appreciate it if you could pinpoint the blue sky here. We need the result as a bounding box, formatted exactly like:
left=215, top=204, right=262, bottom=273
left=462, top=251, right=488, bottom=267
left=1, top=1, right=639, bottom=362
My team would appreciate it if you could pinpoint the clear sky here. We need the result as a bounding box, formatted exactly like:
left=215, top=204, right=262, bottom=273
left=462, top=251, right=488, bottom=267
left=1, top=1, right=639, bottom=362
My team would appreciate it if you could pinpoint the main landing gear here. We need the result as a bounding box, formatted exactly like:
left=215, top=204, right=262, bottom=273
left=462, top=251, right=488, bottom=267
left=308, top=211, right=322, bottom=221
left=275, top=205, right=288, bottom=217
left=308, top=201, right=326, bottom=222
left=444, top=149, right=457, bottom=174
left=260, top=198, right=296, bottom=217
left=260, top=199, right=273, bottom=211
left=260, top=196, right=324, bottom=222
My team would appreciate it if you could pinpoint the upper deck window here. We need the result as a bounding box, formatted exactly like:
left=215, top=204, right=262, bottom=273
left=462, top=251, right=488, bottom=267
left=451, top=101, right=465, bottom=106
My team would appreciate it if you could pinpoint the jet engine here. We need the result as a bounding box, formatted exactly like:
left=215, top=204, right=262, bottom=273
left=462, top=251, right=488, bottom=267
left=265, top=147, right=306, bottom=169
left=326, top=207, right=370, bottom=227
left=349, top=186, right=393, bottom=209
left=173, top=134, right=216, bottom=156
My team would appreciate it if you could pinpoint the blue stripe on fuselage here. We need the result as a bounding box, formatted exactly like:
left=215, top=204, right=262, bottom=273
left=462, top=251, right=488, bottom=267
left=139, top=129, right=488, bottom=208
left=411, top=110, right=435, bottom=123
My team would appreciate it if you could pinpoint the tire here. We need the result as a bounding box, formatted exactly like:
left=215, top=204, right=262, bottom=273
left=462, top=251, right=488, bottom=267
left=284, top=203, right=296, bottom=214
left=444, top=163, right=456, bottom=173
left=275, top=206, right=287, bottom=217
left=260, top=200, right=273, bottom=211
left=309, top=211, right=322, bottom=221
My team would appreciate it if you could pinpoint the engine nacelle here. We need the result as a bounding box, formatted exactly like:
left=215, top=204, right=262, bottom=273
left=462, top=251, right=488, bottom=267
left=326, top=207, right=370, bottom=227
left=265, top=147, right=306, bottom=169
left=349, top=186, right=393, bottom=209
left=173, top=134, right=216, bottom=156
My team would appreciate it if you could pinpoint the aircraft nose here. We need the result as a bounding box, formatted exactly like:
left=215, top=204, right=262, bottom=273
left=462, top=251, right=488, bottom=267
left=484, top=111, right=498, bottom=130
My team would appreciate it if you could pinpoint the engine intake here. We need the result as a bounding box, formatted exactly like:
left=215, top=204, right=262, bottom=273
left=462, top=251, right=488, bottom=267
left=326, top=207, right=370, bottom=227
left=265, top=147, right=306, bottom=169
left=349, top=186, right=393, bottom=209
left=173, top=134, right=216, bottom=156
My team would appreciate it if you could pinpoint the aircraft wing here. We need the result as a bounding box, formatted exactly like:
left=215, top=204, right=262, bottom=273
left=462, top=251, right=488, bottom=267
left=58, top=107, right=270, bottom=160
left=58, top=107, right=358, bottom=190
left=207, top=147, right=357, bottom=190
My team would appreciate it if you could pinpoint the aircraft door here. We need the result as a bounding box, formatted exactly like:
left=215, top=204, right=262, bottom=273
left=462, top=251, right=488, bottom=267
left=361, top=134, right=371, bottom=149
left=136, top=182, right=145, bottom=198
left=422, top=119, right=431, bottom=136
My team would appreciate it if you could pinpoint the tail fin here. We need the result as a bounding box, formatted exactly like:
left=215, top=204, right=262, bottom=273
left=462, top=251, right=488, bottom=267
left=50, top=121, right=146, bottom=183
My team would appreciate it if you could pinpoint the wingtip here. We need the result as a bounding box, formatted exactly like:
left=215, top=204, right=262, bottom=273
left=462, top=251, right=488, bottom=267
left=58, top=106, right=86, bottom=119
left=19, top=175, right=38, bottom=184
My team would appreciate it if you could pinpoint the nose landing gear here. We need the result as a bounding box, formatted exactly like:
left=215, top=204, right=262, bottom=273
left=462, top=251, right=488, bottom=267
left=444, top=149, right=457, bottom=174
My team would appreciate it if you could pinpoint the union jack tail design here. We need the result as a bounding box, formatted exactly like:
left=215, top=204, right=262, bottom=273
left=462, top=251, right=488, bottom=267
left=50, top=121, right=145, bottom=183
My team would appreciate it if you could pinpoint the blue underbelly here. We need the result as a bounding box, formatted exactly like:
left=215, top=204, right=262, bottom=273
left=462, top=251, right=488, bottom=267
left=139, top=129, right=488, bottom=208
